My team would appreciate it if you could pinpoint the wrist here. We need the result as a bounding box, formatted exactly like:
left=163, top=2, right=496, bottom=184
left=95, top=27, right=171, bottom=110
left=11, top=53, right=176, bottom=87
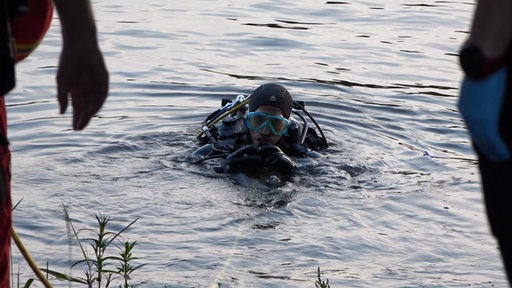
left=459, top=45, right=508, bottom=80
left=60, top=23, right=98, bottom=48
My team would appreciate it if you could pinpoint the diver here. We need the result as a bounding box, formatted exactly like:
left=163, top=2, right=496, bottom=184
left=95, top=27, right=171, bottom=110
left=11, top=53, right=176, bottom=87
left=194, top=83, right=328, bottom=182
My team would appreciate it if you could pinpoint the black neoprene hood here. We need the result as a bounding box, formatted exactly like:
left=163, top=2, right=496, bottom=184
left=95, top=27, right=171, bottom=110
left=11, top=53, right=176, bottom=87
left=248, top=83, right=294, bottom=118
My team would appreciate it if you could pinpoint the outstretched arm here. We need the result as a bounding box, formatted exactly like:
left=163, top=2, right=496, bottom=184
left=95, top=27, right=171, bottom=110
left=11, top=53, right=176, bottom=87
left=53, top=0, right=108, bottom=130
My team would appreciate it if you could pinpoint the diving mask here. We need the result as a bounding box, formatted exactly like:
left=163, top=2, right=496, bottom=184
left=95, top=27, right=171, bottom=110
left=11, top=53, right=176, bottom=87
left=246, top=112, right=290, bottom=136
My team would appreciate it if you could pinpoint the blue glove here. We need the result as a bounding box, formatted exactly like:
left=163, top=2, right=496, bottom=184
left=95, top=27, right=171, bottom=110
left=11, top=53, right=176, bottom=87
left=458, top=67, right=510, bottom=162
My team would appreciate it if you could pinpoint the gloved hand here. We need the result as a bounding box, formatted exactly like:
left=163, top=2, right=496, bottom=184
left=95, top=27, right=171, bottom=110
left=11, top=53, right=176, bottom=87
left=257, top=143, right=296, bottom=175
left=458, top=67, right=510, bottom=162
left=221, top=145, right=263, bottom=173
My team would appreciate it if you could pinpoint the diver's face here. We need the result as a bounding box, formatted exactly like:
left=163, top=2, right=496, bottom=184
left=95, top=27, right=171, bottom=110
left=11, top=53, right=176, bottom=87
left=249, top=105, right=286, bottom=147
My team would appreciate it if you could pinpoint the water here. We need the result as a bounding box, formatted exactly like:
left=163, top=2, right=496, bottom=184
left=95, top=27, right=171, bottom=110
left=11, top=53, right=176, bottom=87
left=7, top=0, right=507, bottom=287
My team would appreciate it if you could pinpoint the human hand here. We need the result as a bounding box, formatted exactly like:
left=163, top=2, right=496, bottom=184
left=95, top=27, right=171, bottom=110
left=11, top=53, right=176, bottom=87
left=56, top=43, right=108, bottom=130
left=458, top=67, right=510, bottom=162
left=257, top=143, right=295, bottom=174
left=221, top=145, right=263, bottom=173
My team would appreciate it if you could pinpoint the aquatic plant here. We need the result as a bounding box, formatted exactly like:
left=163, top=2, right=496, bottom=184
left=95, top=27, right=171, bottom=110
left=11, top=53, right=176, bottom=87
left=116, top=240, right=145, bottom=288
left=315, top=267, right=331, bottom=288
left=12, top=204, right=328, bottom=287
left=12, top=263, right=35, bottom=288
left=41, top=208, right=144, bottom=288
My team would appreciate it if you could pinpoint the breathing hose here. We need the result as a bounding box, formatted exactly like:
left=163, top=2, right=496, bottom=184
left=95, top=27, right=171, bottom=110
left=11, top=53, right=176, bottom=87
left=197, top=97, right=251, bottom=140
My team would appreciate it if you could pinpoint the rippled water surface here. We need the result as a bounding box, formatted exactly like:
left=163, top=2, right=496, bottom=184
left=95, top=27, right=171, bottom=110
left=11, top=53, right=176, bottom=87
left=8, top=0, right=508, bottom=287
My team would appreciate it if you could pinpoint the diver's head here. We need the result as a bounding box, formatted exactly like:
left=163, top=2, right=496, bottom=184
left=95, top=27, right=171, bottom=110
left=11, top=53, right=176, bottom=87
left=246, top=83, right=293, bottom=146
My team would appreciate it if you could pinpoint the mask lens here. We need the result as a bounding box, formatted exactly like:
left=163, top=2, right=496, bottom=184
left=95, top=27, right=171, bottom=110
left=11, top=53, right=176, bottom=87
left=246, top=112, right=289, bottom=135
left=269, top=117, right=287, bottom=134
left=248, top=113, right=267, bottom=129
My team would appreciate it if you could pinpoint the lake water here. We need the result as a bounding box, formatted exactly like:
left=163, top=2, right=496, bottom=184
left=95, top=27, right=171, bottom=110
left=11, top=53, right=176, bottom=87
left=7, top=0, right=508, bottom=287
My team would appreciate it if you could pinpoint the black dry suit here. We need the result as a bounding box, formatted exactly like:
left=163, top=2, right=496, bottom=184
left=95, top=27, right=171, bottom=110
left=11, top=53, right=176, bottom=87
left=194, top=97, right=328, bottom=179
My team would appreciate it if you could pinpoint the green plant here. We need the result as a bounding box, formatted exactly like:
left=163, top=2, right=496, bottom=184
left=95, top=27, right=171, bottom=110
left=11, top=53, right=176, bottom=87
left=115, top=241, right=146, bottom=288
left=13, top=264, right=34, bottom=288
left=315, top=267, right=331, bottom=288
left=42, top=207, right=143, bottom=288
left=14, top=204, right=331, bottom=288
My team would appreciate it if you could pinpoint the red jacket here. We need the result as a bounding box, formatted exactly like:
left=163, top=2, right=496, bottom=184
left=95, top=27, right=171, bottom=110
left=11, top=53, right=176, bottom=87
left=1, top=0, right=53, bottom=286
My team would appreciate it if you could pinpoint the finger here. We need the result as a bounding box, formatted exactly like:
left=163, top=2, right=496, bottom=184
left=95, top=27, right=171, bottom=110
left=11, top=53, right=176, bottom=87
left=56, top=78, right=69, bottom=114
left=73, top=110, right=90, bottom=131
left=72, top=91, right=106, bottom=131
left=72, top=94, right=95, bottom=131
left=258, top=143, right=280, bottom=154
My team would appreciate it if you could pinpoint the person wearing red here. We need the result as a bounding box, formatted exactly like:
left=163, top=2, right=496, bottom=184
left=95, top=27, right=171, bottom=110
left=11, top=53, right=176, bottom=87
left=1, top=0, right=108, bottom=285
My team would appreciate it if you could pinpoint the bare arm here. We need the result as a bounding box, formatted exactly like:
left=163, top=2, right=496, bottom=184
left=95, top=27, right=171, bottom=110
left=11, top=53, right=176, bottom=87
left=464, top=0, right=512, bottom=59
left=53, top=0, right=109, bottom=130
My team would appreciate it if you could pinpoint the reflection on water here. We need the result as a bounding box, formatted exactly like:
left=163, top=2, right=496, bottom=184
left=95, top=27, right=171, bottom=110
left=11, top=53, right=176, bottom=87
left=7, top=0, right=507, bottom=287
